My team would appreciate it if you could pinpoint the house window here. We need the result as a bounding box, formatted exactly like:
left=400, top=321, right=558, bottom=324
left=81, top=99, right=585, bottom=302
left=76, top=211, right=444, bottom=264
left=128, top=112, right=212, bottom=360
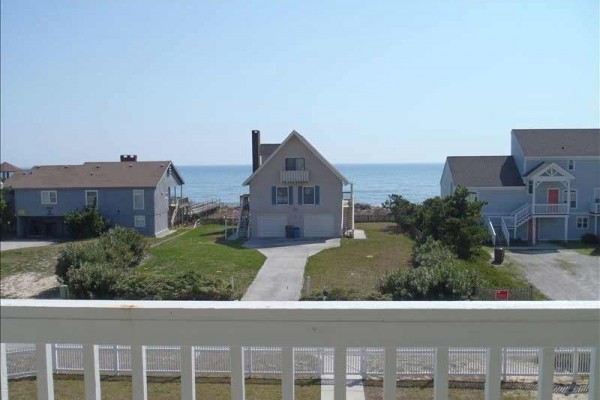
left=134, top=215, right=146, bottom=228
left=567, top=160, right=575, bottom=171
left=41, top=191, right=57, bottom=205
left=85, top=190, right=98, bottom=208
left=276, top=186, right=289, bottom=205
left=303, top=186, right=315, bottom=205
left=563, top=189, right=577, bottom=209
left=285, top=158, right=305, bottom=171
left=576, top=217, right=588, bottom=229
left=528, top=181, right=533, bottom=194
left=133, top=190, right=145, bottom=210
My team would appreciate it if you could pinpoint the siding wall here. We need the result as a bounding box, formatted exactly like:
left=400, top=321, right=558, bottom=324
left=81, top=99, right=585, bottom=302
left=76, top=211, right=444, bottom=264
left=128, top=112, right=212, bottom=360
left=510, top=133, right=526, bottom=175
left=154, top=171, right=181, bottom=235
left=439, top=162, right=454, bottom=197
left=475, top=188, right=528, bottom=216
left=248, top=135, right=344, bottom=237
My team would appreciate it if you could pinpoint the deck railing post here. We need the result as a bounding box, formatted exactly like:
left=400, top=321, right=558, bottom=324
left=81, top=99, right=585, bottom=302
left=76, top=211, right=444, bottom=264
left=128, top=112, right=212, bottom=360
left=83, top=345, right=101, bottom=400
left=230, top=346, right=246, bottom=400
left=36, top=343, right=55, bottom=400
left=180, top=345, right=196, bottom=400
left=537, top=347, right=555, bottom=400
left=383, top=347, right=397, bottom=400
left=132, top=345, right=148, bottom=400
left=334, top=346, right=347, bottom=400
left=589, top=346, right=600, bottom=400
left=485, top=346, right=502, bottom=400
left=434, top=347, right=449, bottom=400
left=572, top=348, right=579, bottom=382
left=502, top=347, right=508, bottom=381
left=1, top=343, right=9, bottom=400
left=282, top=347, right=295, bottom=400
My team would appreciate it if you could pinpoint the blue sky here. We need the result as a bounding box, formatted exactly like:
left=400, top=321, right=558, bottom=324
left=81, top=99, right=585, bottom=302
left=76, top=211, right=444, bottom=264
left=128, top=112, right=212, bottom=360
left=1, top=0, right=598, bottom=166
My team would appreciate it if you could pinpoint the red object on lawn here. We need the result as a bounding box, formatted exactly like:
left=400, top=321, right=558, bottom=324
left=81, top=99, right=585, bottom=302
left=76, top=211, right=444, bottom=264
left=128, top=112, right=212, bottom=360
left=495, top=289, right=509, bottom=300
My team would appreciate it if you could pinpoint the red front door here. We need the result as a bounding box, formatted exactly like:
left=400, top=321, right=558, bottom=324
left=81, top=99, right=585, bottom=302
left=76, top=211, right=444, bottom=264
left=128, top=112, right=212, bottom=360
left=548, top=188, right=559, bottom=204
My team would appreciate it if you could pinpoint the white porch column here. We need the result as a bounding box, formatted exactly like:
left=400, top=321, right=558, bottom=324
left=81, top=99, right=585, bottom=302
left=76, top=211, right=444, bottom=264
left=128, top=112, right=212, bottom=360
left=334, top=346, right=347, bottom=400
left=537, top=347, right=554, bottom=400
left=230, top=346, right=246, bottom=400
left=384, top=347, right=397, bottom=400
left=485, top=347, right=502, bottom=400
left=1, top=343, right=8, bottom=400
left=83, top=345, right=101, bottom=400
left=589, top=346, right=600, bottom=400
left=434, top=347, right=449, bottom=400
left=564, top=217, right=568, bottom=242
left=36, top=343, right=55, bottom=400
left=281, top=347, right=295, bottom=400
left=180, top=345, right=196, bottom=400
left=532, top=217, right=536, bottom=245
left=132, top=345, right=148, bottom=400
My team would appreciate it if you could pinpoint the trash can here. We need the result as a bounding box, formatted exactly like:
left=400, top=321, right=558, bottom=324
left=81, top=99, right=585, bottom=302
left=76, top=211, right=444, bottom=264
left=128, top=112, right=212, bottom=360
left=285, top=225, right=294, bottom=238
left=494, top=247, right=505, bottom=264
left=293, top=227, right=301, bottom=238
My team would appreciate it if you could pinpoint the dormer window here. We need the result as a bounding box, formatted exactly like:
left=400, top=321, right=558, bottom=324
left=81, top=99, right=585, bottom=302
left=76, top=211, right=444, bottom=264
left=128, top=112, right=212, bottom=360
left=285, top=158, right=305, bottom=171
left=567, top=160, right=575, bottom=171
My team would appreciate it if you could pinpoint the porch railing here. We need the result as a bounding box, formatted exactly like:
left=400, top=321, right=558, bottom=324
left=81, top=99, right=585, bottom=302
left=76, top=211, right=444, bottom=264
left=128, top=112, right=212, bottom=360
left=590, top=202, right=600, bottom=214
left=486, top=218, right=496, bottom=246
left=1, top=300, right=599, bottom=400
left=533, top=203, right=569, bottom=215
left=280, top=170, right=309, bottom=183
left=501, top=218, right=510, bottom=247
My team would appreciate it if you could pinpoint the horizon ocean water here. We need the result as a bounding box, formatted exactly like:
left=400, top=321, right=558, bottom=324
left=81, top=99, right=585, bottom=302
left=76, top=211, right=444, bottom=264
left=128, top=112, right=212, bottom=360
left=178, top=163, right=443, bottom=205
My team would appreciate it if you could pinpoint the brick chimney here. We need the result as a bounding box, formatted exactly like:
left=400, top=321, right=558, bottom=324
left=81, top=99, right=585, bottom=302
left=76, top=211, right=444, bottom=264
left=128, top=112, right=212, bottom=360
left=252, top=130, right=260, bottom=172
left=120, top=155, right=137, bottom=162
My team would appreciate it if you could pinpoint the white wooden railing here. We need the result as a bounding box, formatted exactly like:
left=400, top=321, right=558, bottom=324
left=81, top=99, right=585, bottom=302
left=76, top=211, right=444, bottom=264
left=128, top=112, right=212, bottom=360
left=591, top=202, right=600, bottom=214
left=533, top=203, right=569, bottom=215
left=280, top=170, right=309, bottom=183
left=511, top=204, right=531, bottom=228
left=501, top=218, right=510, bottom=247
left=1, top=300, right=599, bottom=400
left=487, top=218, right=497, bottom=246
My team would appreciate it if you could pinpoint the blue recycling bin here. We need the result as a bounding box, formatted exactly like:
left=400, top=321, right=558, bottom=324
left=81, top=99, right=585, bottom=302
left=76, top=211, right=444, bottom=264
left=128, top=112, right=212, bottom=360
left=293, top=227, right=301, bottom=238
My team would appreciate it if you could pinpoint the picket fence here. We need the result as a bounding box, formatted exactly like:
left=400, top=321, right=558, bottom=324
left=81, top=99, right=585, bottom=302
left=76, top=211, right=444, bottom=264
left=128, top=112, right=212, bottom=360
left=5, top=344, right=591, bottom=381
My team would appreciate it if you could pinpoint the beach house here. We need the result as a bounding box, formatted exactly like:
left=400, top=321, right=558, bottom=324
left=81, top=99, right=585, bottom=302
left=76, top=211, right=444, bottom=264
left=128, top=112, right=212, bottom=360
left=440, top=129, right=600, bottom=244
left=239, top=130, right=354, bottom=238
left=0, top=161, right=22, bottom=180
left=4, top=155, right=185, bottom=237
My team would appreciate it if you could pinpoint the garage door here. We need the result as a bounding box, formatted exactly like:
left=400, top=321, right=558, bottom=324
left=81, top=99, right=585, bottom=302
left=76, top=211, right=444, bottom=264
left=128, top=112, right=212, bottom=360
left=256, top=215, right=287, bottom=238
left=304, top=214, right=335, bottom=238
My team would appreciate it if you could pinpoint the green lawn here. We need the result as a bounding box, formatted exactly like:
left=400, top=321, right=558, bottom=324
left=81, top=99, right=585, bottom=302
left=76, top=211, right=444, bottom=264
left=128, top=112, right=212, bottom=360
left=303, top=223, right=414, bottom=299
left=551, top=241, right=600, bottom=256
left=139, top=224, right=265, bottom=299
left=304, top=223, right=543, bottom=300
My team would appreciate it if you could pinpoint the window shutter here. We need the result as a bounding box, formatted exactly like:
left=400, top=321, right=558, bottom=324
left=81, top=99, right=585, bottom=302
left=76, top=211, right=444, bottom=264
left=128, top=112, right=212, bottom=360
left=315, top=186, right=320, bottom=205
left=298, top=186, right=303, bottom=205
left=289, top=186, right=294, bottom=205
left=271, top=186, right=276, bottom=205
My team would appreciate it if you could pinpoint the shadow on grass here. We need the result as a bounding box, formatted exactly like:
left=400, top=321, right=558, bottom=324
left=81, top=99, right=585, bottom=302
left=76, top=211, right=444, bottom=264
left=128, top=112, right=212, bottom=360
left=33, top=286, right=61, bottom=299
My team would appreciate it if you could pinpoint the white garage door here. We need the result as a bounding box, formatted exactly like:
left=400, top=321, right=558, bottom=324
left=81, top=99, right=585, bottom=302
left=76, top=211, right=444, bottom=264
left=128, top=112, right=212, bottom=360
left=256, top=215, right=287, bottom=238
left=304, top=214, right=335, bottom=238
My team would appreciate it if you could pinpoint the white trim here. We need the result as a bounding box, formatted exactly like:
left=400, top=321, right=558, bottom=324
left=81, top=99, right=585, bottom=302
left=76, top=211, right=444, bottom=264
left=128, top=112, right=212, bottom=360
left=562, top=188, right=577, bottom=209
left=524, top=156, right=600, bottom=161
left=466, top=186, right=525, bottom=191
left=275, top=186, right=290, bottom=205
left=134, top=215, right=146, bottom=228
left=85, top=190, right=98, bottom=208
left=576, top=216, right=589, bottom=229
left=284, top=157, right=305, bottom=171
left=243, top=130, right=349, bottom=185
left=525, top=162, right=575, bottom=180
left=40, top=190, right=57, bottom=205
left=133, top=190, right=145, bottom=210
left=302, top=186, right=316, bottom=205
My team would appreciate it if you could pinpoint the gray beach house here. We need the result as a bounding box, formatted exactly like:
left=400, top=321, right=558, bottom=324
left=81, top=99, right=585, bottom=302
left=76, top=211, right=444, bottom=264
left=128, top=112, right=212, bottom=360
left=239, top=130, right=354, bottom=238
left=4, top=156, right=184, bottom=237
left=441, top=129, right=600, bottom=244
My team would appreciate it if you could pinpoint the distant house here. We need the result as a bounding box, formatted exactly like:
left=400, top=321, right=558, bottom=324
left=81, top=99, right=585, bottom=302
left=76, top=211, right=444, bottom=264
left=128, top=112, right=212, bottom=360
left=240, top=130, right=354, bottom=238
left=4, top=155, right=185, bottom=237
left=1, top=162, right=22, bottom=180
left=441, top=129, right=600, bottom=244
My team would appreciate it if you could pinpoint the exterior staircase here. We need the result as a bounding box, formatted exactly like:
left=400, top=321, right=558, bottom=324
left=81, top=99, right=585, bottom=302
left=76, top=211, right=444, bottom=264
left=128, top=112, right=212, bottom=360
left=236, top=195, right=250, bottom=239
left=486, top=204, right=532, bottom=247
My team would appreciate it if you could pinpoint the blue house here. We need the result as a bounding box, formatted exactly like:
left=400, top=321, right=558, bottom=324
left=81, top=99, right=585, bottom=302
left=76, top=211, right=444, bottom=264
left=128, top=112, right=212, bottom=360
left=441, top=129, right=600, bottom=244
left=4, top=155, right=185, bottom=237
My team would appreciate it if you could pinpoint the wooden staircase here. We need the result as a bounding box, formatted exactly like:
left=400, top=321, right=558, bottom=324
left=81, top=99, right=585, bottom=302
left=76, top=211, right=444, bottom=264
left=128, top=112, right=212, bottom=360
left=236, top=195, right=250, bottom=239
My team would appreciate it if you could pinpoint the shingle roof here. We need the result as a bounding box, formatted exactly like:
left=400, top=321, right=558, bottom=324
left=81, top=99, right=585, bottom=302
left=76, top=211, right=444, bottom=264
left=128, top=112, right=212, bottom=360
left=512, top=129, right=600, bottom=157
left=260, top=144, right=280, bottom=161
left=446, top=156, right=525, bottom=188
left=0, top=162, right=22, bottom=173
left=4, top=161, right=183, bottom=189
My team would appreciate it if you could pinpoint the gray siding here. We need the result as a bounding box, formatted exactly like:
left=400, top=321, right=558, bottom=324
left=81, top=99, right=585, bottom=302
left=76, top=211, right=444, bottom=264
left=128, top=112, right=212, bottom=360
left=440, top=162, right=454, bottom=197
left=154, top=171, right=181, bottom=235
left=475, top=188, right=529, bottom=216
left=511, top=133, right=526, bottom=174
left=249, top=135, right=344, bottom=237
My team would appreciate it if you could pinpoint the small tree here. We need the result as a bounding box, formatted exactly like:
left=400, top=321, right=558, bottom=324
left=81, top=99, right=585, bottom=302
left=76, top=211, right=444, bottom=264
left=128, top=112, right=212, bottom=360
left=64, top=201, right=106, bottom=239
left=382, top=194, right=421, bottom=233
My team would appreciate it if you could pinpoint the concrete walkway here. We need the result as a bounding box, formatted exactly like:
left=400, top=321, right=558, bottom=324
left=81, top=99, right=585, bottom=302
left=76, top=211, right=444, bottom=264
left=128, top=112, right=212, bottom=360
left=0, top=239, right=59, bottom=252
left=241, top=238, right=340, bottom=301
left=320, top=375, right=365, bottom=400
left=507, top=248, right=600, bottom=300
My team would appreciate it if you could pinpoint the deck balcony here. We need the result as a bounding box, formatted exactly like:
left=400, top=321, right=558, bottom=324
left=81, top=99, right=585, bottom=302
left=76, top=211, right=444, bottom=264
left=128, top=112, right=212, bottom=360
left=280, top=170, right=309, bottom=183
left=590, top=202, right=600, bottom=214
left=1, top=300, right=598, bottom=400
left=532, top=203, right=569, bottom=215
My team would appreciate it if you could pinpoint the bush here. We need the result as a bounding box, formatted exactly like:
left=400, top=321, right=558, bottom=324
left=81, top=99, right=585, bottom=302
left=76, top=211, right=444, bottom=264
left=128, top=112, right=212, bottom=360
left=55, top=243, right=105, bottom=284
left=581, top=233, right=599, bottom=244
left=67, top=263, right=124, bottom=299
left=383, top=194, right=421, bottom=233
left=114, top=270, right=233, bottom=300
left=377, top=265, right=481, bottom=300
left=98, top=226, right=147, bottom=269
left=411, top=237, right=457, bottom=269
left=64, top=206, right=106, bottom=239
left=303, top=287, right=392, bottom=301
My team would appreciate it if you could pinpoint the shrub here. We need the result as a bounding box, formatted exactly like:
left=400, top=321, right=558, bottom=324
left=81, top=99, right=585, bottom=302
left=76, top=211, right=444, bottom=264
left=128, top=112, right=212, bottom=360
left=378, top=265, right=481, bottom=300
left=581, top=233, right=599, bottom=244
left=382, top=194, right=421, bottom=234
left=64, top=206, right=106, bottom=239
left=55, top=242, right=105, bottom=284
left=98, top=226, right=147, bottom=269
left=411, top=237, right=457, bottom=269
left=67, top=263, right=124, bottom=299
left=114, top=270, right=233, bottom=300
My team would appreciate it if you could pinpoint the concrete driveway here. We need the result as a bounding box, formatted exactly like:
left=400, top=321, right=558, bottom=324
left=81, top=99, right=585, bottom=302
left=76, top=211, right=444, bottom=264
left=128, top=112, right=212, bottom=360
left=241, top=238, right=340, bottom=301
left=0, top=239, right=59, bottom=252
left=507, top=249, right=600, bottom=300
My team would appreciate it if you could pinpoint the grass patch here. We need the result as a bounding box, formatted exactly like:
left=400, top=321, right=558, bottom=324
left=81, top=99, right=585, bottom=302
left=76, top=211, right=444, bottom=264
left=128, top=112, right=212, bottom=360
left=139, top=224, right=265, bottom=299
left=556, top=259, right=577, bottom=275
left=551, top=241, right=600, bottom=256
left=7, top=375, right=321, bottom=400
left=303, top=223, right=413, bottom=298
left=363, top=386, right=539, bottom=400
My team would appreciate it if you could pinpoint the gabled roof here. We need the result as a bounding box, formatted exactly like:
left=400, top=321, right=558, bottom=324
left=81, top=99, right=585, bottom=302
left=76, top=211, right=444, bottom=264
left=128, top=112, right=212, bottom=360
left=512, top=129, right=600, bottom=157
left=523, top=162, right=575, bottom=179
left=446, top=156, right=525, bottom=188
left=4, top=161, right=184, bottom=189
left=243, top=130, right=349, bottom=186
left=260, top=144, right=280, bottom=161
left=0, top=162, right=22, bottom=173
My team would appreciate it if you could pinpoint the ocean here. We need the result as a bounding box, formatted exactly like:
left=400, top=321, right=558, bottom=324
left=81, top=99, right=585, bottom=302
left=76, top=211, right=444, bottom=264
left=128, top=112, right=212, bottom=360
left=177, top=163, right=444, bottom=206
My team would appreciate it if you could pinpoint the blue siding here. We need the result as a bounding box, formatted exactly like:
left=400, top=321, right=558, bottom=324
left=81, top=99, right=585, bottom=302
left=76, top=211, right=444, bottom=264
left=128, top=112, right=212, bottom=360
left=511, top=133, right=526, bottom=175
left=476, top=188, right=529, bottom=216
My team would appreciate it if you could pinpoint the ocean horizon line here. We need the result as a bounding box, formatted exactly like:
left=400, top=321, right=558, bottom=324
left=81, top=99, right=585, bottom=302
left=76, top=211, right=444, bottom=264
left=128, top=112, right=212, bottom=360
left=178, top=162, right=445, bottom=167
